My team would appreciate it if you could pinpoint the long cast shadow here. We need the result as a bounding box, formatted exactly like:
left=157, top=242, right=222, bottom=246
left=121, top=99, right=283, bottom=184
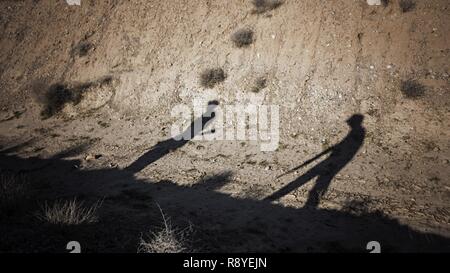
left=125, top=101, right=219, bottom=173
left=1, top=150, right=449, bottom=252
left=1, top=114, right=449, bottom=252
left=265, top=114, right=366, bottom=208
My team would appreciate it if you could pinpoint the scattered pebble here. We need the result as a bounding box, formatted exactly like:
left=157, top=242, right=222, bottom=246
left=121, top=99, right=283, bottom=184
left=85, top=154, right=102, bottom=161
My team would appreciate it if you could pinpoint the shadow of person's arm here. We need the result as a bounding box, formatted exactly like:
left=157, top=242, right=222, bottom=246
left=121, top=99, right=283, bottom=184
left=126, top=101, right=219, bottom=173
left=277, top=147, right=333, bottom=179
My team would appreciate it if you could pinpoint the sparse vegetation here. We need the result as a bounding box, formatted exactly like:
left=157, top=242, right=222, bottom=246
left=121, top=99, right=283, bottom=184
left=399, top=0, right=415, bottom=13
left=200, top=68, right=226, bottom=88
left=231, top=29, right=255, bottom=48
left=252, top=76, right=268, bottom=93
left=33, top=82, right=83, bottom=119
left=0, top=172, right=29, bottom=216
left=251, top=0, right=283, bottom=14
left=138, top=205, right=193, bottom=253
left=401, top=79, right=425, bottom=99
left=32, top=76, right=113, bottom=119
left=97, top=120, right=110, bottom=128
left=342, top=196, right=378, bottom=216
left=36, top=198, right=102, bottom=225
left=72, top=40, right=93, bottom=57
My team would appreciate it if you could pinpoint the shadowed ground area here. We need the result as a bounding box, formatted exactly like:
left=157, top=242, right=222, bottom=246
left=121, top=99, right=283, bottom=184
left=1, top=148, right=449, bottom=253
left=0, top=0, right=449, bottom=253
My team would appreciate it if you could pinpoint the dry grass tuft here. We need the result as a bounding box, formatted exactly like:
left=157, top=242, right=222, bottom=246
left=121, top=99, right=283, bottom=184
left=71, top=40, right=93, bottom=57
left=251, top=0, right=283, bottom=14
left=32, top=82, right=84, bottom=119
left=252, top=76, right=268, bottom=93
left=231, top=29, right=255, bottom=48
left=36, top=198, right=102, bottom=226
left=138, top=204, right=193, bottom=253
left=200, top=68, right=227, bottom=88
left=400, top=79, right=425, bottom=99
left=32, top=76, right=113, bottom=119
left=399, top=0, right=415, bottom=13
left=0, top=172, right=30, bottom=216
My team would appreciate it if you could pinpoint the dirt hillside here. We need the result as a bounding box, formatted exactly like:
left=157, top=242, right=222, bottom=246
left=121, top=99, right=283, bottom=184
left=0, top=0, right=449, bottom=252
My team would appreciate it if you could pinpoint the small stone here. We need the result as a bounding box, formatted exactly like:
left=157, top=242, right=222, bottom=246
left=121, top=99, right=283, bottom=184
left=85, top=154, right=102, bottom=161
left=367, top=0, right=382, bottom=5
left=284, top=194, right=297, bottom=201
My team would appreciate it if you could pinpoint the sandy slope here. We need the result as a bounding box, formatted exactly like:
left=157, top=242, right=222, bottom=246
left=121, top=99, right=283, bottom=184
left=0, top=0, right=449, bottom=252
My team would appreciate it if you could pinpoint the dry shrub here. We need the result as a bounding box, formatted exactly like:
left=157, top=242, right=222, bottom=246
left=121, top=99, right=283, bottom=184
left=251, top=0, right=283, bottom=14
left=32, top=82, right=84, bottom=119
left=252, top=76, right=268, bottom=93
left=200, top=68, right=226, bottom=88
left=71, top=40, right=93, bottom=57
left=399, top=0, right=415, bottom=13
left=32, top=76, right=113, bottom=119
left=138, top=205, right=193, bottom=253
left=0, top=172, right=30, bottom=216
left=231, top=29, right=254, bottom=48
left=36, top=198, right=102, bottom=225
left=41, top=84, right=84, bottom=119
left=401, top=79, right=425, bottom=99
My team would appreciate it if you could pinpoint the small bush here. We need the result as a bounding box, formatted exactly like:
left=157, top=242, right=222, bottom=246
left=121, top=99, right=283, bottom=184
left=36, top=198, right=102, bottom=225
left=31, top=77, right=114, bottom=119
left=33, top=83, right=83, bottom=119
left=72, top=41, right=93, bottom=57
left=252, top=76, right=268, bottom=93
left=138, top=205, right=193, bottom=253
left=251, top=0, right=283, bottom=14
left=231, top=29, right=255, bottom=48
left=0, top=172, right=30, bottom=216
left=381, top=0, right=389, bottom=7
left=200, top=68, right=226, bottom=88
left=399, top=0, right=415, bottom=13
left=401, top=79, right=425, bottom=99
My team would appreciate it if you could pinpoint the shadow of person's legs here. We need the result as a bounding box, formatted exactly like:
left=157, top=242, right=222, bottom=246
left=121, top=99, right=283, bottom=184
left=304, top=171, right=336, bottom=208
left=264, top=166, right=319, bottom=201
left=267, top=114, right=366, bottom=206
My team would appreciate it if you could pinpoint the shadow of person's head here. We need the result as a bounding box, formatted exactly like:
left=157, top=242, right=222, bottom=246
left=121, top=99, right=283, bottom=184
left=346, top=114, right=364, bottom=128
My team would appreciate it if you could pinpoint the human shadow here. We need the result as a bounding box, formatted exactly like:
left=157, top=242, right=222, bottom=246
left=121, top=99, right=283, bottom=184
left=125, top=101, right=219, bottom=173
left=1, top=135, right=450, bottom=252
left=265, top=114, right=366, bottom=208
